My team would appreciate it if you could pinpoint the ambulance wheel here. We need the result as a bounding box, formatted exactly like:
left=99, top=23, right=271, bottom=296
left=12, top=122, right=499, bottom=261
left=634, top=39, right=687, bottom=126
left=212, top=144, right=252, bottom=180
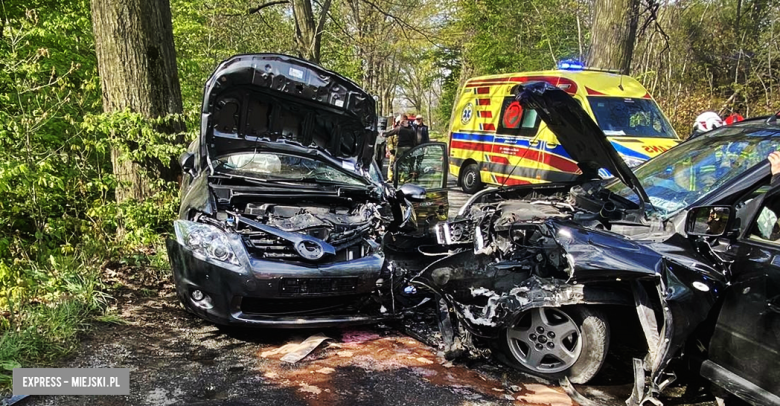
left=460, top=163, right=483, bottom=194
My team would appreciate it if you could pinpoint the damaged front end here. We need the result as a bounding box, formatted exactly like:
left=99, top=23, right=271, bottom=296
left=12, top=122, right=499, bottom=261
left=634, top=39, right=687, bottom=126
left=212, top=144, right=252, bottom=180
left=167, top=173, right=406, bottom=327
left=167, top=54, right=411, bottom=327
left=416, top=209, right=725, bottom=404
left=413, top=81, right=729, bottom=404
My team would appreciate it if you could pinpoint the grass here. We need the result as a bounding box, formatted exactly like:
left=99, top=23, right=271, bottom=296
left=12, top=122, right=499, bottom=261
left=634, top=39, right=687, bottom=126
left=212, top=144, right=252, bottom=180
left=93, top=313, right=129, bottom=325
left=0, top=244, right=113, bottom=391
left=0, top=298, right=96, bottom=387
left=0, top=236, right=174, bottom=392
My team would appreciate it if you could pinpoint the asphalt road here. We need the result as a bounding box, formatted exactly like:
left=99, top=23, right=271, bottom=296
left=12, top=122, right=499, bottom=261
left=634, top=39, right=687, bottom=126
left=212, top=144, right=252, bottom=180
left=18, top=168, right=717, bottom=406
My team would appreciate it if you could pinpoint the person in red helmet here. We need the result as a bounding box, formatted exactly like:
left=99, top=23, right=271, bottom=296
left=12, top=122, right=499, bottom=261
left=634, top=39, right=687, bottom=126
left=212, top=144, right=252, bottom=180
left=724, top=112, right=744, bottom=125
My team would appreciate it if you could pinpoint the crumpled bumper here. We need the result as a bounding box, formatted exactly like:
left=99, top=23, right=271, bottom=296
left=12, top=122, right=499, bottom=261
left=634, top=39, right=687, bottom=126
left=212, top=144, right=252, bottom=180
left=166, top=238, right=396, bottom=328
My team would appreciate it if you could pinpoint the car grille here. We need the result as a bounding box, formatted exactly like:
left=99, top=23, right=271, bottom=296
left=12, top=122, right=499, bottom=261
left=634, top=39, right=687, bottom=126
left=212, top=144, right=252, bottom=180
left=279, top=277, right=359, bottom=297
left=243, top=229, right=370, bottom=262
left=240, top=295, right=361, bottom=315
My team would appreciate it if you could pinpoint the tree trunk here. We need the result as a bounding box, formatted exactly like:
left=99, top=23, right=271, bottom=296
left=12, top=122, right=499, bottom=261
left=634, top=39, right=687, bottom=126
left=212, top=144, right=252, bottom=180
left=588, top=0, right=640, bottom=74
left=90, top=0, right=184, bottom=203
left=291, top=0, right=331, bottom=63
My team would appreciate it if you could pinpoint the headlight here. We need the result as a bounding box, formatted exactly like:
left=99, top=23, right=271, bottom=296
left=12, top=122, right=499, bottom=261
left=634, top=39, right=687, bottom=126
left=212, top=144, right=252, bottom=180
left=619, top=154, right=646, bottom=168
left=174, top=220, right=240, bottom=266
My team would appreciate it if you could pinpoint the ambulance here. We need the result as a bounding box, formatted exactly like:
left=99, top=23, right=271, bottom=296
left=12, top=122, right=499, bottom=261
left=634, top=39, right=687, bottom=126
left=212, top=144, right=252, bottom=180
left=449, top=62, right=680, bottom=193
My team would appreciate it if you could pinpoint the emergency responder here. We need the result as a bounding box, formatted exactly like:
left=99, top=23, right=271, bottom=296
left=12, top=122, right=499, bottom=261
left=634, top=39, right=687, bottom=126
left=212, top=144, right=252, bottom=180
left=691, top=111, right=724, bottom=138
left=385, top=115, right=415, bottom=181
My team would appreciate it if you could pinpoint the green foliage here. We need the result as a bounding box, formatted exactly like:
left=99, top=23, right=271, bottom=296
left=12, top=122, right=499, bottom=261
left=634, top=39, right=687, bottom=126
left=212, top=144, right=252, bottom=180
left=434, top=0, right=585, bottom=130
left=0, top=0, right=188, bottom=387
left=171, top=0, right=297, bottom=115
left=633, top=0, right=780, bottom=127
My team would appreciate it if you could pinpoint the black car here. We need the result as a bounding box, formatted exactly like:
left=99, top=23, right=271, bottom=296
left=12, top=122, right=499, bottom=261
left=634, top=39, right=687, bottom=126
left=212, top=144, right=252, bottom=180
left=166, top=54, right=448, bottom=328
left=417, top=82, right=780, bottom=405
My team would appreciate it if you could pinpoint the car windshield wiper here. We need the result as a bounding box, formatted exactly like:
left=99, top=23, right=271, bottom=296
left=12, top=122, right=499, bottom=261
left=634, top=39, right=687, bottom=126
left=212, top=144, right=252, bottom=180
left=289, top=176, right=368, bottom=187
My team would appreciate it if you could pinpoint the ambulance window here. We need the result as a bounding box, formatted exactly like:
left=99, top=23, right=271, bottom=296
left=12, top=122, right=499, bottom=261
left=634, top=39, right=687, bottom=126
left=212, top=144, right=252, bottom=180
left=588, top=97, right=675, bottom=138
left=497, top=96, right=540, bottom=136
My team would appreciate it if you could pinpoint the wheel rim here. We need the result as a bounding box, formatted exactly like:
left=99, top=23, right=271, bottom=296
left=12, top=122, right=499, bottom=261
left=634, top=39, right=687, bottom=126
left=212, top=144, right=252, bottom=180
left=506, top=308, right=583, bottom=374
left=463, top=169, right=476, bottom=189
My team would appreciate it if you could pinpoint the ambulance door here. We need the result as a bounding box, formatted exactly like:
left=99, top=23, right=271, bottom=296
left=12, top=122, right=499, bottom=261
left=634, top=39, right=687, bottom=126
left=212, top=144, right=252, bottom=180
left=493, top=94, right=542, bottom=185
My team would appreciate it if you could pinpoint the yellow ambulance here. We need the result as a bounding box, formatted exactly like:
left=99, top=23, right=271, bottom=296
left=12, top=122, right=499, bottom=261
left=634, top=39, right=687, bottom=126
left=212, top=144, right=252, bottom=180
left=449, top=63, right=680, bottom=193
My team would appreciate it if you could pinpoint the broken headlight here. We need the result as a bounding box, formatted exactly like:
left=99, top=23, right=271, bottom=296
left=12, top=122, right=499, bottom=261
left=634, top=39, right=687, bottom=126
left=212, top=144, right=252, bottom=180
left=174, top=220, right=240, bottom=266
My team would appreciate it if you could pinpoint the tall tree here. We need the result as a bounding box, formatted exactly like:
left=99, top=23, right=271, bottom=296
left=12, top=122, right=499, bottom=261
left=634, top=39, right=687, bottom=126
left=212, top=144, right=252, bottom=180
left=588, top=0, right=641, bottom=73
left=291, top=0, right=332, bottom=63
left=90, top=0, right=184, bottom=202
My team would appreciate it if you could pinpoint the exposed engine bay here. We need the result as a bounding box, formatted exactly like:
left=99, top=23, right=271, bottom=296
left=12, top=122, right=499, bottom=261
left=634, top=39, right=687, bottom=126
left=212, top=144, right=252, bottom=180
left=229, top=201, right=384, bottom=263
left=437, top=182, right=667, bottom=256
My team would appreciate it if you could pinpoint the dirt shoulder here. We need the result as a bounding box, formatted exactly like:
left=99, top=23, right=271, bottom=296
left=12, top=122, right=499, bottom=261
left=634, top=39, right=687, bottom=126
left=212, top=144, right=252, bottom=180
left=19, top=266, right=578, bottom=406
left=16, top=265, right=714, bottom=406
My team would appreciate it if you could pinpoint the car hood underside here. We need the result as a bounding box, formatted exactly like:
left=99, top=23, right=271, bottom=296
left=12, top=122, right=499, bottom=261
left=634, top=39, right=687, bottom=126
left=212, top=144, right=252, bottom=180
left=202, top=54, right=378, bottom=168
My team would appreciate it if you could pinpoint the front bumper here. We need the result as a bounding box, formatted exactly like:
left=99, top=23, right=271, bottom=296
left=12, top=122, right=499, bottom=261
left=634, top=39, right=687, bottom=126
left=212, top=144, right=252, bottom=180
left=166, top=238, right=397, bottom=328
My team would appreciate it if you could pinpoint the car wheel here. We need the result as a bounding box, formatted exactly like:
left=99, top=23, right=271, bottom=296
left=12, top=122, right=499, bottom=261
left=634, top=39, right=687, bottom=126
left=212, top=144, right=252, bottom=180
left=460, top=163, right=483, bottom=194
left=499, top=306, right=609, bottom=384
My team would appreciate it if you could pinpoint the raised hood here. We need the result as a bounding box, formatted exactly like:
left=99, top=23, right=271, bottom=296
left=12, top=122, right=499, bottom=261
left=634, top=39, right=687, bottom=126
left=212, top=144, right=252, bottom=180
left=517, top=82, right=650, bottom=205
left=201, top=54, right=377, bottom=168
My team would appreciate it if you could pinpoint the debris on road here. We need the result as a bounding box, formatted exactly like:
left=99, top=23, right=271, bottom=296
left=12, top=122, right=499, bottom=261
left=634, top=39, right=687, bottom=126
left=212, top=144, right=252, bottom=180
left=279, top=333, right=331, bottom=363
left=258, top=333, right=332, bottom=363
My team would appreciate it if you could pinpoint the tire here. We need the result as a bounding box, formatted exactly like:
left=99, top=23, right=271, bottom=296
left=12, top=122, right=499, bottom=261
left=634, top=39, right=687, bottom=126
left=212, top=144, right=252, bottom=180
left=498, top=306, right=609, bottom=384
left=460, top=163, right=483, bottom=194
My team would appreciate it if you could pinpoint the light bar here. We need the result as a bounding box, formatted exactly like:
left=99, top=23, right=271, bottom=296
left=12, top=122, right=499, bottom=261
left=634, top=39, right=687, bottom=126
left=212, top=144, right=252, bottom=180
left=557, top=60, right=584, bottom=71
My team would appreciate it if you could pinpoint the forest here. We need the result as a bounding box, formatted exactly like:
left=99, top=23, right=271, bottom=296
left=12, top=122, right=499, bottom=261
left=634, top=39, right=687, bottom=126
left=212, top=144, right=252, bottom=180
left=1, top=0, right=780, bottom=385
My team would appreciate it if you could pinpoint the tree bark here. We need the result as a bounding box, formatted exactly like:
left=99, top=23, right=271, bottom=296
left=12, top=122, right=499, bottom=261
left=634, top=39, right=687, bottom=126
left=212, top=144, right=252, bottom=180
left=588, top=0, right=640, bottom=74
left=291, top=0, right=331, bottom=63
left=90, top=0, right=184, bottom=203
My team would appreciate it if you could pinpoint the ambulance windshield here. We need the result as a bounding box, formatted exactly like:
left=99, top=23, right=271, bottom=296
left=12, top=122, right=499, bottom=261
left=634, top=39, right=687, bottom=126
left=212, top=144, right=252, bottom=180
left=588, top=97, right=676, bottom=139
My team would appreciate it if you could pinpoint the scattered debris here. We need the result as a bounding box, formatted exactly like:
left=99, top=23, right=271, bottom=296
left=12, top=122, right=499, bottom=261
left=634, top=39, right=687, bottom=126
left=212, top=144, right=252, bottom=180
left=279, top=334, right=332, bottom=363
left=336, top=350, right=354, bottom=358
left=315, top=367, right=335, bottom=375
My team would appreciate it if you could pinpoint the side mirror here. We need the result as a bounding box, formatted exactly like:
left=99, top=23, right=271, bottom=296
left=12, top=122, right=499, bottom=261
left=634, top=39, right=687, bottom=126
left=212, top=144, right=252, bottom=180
left=180, top=152, right=195, bottom=173
left=686, top=205, right=732, bottom=237
left=398, top=184, right=427, bottom=202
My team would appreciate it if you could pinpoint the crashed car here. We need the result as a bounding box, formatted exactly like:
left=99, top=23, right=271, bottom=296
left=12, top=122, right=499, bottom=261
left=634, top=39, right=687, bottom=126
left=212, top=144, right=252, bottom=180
left=417, top=82, right=780, bottom=404
left=166, top=54, right=448, bottom=328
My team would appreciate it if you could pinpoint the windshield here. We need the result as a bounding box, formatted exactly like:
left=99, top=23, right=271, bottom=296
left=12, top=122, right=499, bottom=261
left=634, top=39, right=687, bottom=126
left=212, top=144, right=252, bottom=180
left=588, top=97, right=676, bottom=139
left=607, top=126, right=780, bottom=216
left=214, top=152, right=368, bottom=186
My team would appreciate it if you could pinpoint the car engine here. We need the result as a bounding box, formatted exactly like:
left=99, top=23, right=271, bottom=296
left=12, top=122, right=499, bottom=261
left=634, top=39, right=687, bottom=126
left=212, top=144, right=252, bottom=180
left=195, top=199, right=386, bottom=264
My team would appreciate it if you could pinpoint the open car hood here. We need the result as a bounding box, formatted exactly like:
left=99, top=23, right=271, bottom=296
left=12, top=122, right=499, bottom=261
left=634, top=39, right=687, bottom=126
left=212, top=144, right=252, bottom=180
left=201, top=54, right=377, bottom=168
left=517, top=82, right=650, bottom=205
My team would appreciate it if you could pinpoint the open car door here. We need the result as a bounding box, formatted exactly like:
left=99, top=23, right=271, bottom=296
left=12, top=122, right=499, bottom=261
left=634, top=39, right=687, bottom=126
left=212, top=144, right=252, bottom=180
left=393, top=142, right=449, bottom=228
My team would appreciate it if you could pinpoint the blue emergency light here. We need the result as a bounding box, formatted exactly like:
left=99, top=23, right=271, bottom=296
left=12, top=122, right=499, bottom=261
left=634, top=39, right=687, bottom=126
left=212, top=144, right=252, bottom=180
left=557, top=60, right=584, bottom=71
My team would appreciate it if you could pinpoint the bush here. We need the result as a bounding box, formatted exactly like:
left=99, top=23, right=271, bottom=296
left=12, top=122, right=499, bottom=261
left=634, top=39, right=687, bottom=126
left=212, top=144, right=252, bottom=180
left=0, top=2, right=189, bottom=389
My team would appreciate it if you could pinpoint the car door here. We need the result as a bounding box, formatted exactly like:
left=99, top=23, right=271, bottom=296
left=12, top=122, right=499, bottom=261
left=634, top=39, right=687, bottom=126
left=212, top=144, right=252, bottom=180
left=703, top=185, right=780, bottom=404
left=393, top=142, right=449, bottom=225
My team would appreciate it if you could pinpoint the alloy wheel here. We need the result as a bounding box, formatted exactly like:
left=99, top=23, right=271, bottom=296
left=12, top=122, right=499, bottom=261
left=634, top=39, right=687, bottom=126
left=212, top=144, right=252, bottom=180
left=506, top=307, right=583, bottom=374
